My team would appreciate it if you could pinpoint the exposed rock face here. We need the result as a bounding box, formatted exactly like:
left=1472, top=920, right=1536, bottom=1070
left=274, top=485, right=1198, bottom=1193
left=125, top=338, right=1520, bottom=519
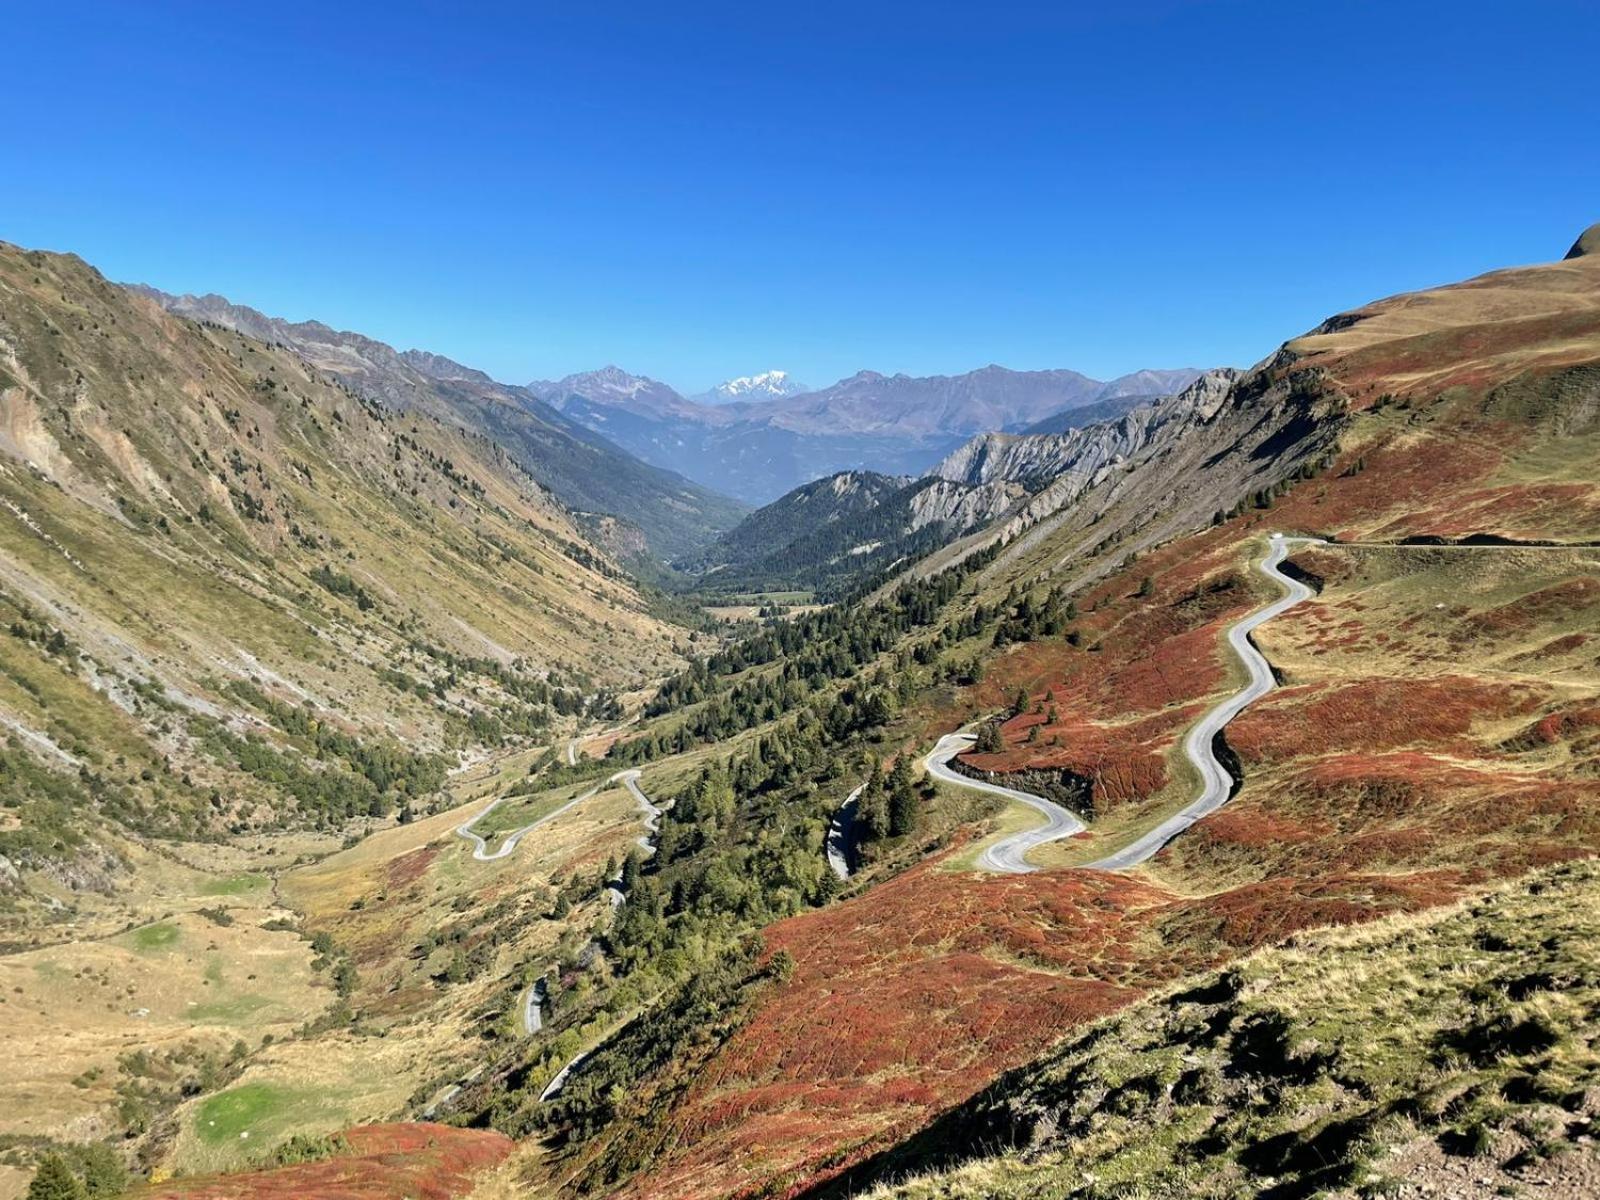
left=935, top=368, right=1243, bottom=488
left=905, top=477, right=1020, bottom=533
left=890, top=357, right=1352, bottom=594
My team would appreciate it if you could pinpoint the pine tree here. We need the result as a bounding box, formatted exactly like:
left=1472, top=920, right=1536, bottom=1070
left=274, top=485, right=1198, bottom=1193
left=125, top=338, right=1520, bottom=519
left=887, top=755, right=917, bottom=837
left=620, top=850, right=641, bottom=892
left=76, top=1144, right=128, bottom=1199
left=27, top=1155, right=86, bottom=1200
left=857, top=757, right=890, bottom=840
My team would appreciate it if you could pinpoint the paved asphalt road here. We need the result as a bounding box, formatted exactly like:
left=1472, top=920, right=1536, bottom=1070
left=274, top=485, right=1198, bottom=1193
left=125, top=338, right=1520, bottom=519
left=922, top=533, right=1320, bottom=873
left=1087, top=533, right=1319, bottom=869
left=923, top=733, right=1087, bottom=873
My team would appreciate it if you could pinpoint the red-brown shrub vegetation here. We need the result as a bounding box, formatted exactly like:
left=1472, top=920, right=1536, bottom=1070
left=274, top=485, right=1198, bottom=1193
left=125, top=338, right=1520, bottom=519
left=136, top=1124, right=512, bottom=1200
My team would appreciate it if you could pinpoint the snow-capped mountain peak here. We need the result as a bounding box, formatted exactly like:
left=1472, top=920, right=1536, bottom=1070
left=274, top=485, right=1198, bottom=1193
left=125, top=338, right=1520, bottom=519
left=702, top=370, right=809, bottom=404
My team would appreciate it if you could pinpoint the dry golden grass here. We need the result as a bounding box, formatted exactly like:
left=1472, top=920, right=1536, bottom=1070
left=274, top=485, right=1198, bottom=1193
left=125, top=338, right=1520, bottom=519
left=1288, top=253, right=1600, bottom=391
left=141, top=762, right=682, bottom=1178
left=0, top=907, right=324, bottom=1141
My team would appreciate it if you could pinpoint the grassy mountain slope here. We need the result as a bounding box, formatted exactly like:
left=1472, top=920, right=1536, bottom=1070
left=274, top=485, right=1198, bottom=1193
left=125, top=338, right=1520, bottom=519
left=7, top=234, right=1597, bottom=1200
left=131, top=288, right=747, bottom=562
left=0, top=239, right=725, bottom=1196
left=866, top=859, right=1600, bottom=1200
left=0, top=239, right=687, bottom=931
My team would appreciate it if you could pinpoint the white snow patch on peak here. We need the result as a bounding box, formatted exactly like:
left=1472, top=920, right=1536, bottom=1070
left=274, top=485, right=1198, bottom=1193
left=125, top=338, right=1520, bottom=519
left=710, top=370, right=806, bottom=400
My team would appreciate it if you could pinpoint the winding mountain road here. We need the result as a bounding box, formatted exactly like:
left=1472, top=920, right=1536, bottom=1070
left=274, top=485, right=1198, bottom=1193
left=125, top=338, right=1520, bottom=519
left=605, top=772, right=665, bottom=907
left=620, top=772, right=664, bottom=857
left=924, top=733, right=1087, bottom=873
left=923, top=533, right=1320, bottom=873
left=522, top=977, right=547, bottom=1034
left=454, top=768, right=663, bottom=1051
left=539, top=1048, right=591, bottom=1102
left=454, top=768, right=646, bottom=862
left=1086, top=532, right=1318, bottom=869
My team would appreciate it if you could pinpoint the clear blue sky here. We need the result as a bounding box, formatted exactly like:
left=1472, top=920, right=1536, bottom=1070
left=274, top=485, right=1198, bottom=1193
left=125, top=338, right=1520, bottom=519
left=5, top=1, right=1597, bottom=393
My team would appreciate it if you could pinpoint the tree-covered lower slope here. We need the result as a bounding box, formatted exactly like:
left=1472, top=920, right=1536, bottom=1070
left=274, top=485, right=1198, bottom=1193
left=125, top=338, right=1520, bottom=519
left=489, top=232, right=1600, bottom=1200
left=678, top=470, right=1021, bottom=598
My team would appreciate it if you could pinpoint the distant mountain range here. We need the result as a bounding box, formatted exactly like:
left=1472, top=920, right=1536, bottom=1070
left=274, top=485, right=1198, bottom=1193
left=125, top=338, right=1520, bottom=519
left=129, top=285, right=1208, bottom=528
left=531, top=364, right=1207, bottom=504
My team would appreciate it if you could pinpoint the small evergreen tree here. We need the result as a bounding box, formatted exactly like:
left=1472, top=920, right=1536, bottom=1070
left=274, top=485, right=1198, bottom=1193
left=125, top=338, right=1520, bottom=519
left=70, top=1144, right=127, bottom=1200
left=887, top=755, right=917, bottom=837
left=858, top=758, right=890, bottom=840
left=27, top=1155, right=86, bottom=1200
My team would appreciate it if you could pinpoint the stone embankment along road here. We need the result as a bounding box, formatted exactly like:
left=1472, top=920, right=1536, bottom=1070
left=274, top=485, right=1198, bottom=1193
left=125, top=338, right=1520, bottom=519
left=825, top=784, right=865, bottom=879
left=923, top=735, right=1087, bottom=873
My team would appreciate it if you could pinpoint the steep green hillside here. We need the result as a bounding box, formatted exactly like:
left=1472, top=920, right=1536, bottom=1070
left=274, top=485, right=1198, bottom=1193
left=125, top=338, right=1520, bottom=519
left=0, top=241, right=687, bottom=935
left=863, top=860, right=1600, bottom=1200
left=130, top=287, right=748, bottom=562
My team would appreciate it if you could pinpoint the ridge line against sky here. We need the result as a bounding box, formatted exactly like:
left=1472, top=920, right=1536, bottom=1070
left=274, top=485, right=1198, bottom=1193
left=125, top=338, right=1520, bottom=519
left=4, top=0, right=1597, bottom=395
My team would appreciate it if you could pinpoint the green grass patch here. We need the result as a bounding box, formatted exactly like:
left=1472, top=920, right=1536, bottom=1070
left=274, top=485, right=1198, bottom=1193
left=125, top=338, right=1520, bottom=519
left=129, top=922, right=181, bottom=951
left=467, top=782, right=597, bottom=844
left=201, top=872, right=269, bottom=897
left=194, top=1083, right=295, bottom=1145
left=188, top=994, right=276, bottom=1023
left=721, top=590, right=815, bottom=605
